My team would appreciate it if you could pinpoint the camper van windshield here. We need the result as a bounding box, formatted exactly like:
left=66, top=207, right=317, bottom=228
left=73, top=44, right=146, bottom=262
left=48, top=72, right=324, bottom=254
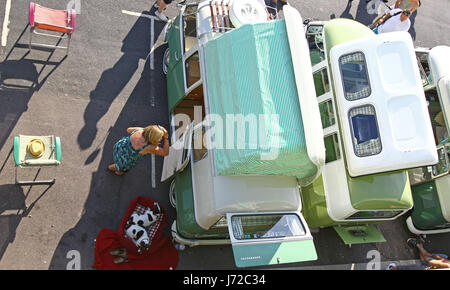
left=231, top=214, right=306, bottom=240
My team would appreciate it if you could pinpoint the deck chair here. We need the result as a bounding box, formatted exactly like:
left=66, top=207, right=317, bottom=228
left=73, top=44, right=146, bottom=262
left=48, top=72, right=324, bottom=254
left=28, top=2, right=76, bottom=54
left=13, top=135, right=61, bottom=185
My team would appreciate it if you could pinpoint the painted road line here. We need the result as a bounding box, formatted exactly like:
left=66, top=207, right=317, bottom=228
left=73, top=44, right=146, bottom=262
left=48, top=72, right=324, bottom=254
left=271, top=259, right=424, bottom=270
left=151, top=154, right=156, bottom=188
left=121, top=10, right=163, bottom=22
left=1, top=0, right=12, bottom=47
left=122, top=9, right=162, bottom=73
left=150, top=17, right=155, bottom=71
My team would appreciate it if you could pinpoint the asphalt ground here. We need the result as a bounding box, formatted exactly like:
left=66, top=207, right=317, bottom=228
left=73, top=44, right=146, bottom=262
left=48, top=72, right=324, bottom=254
left=0, top=0, right=449, bottom=270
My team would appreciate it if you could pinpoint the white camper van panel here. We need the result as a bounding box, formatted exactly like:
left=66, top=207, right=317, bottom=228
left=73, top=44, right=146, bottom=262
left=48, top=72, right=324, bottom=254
left=329, top=32, right=437, bottom=177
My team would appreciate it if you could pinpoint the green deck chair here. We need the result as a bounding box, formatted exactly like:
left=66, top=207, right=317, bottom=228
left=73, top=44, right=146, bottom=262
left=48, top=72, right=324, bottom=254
left=13, top=135, right=61, bottom=185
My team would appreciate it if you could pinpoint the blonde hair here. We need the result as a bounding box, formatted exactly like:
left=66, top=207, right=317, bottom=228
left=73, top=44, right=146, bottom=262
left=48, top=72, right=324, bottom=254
left=142, top=125, right=164, bottom=145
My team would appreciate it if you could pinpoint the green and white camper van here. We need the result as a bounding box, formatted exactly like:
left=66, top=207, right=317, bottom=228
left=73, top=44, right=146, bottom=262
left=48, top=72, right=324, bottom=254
left=162, top=0, right=325, bottom=267
left=407, top=45, right=450, bottom=235
left=300, top=18, right=438, bottom=244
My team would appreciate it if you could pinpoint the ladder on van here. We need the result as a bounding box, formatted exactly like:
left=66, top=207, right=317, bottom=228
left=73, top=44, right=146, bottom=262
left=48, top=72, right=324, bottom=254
left=209, top=0, right=233, bottom=33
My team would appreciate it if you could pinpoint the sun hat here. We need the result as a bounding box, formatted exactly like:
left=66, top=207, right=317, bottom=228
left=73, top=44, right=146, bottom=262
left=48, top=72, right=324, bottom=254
left=27, top=138, right=45, bottom=157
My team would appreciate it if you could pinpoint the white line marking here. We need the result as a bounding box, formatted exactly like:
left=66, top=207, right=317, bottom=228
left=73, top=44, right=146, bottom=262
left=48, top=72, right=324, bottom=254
left=121, top=10, right=163, bottom=22
left=1, top=0, right=12, bottom=47
left=122, top=10, right=161, bottom=73
left=150, top=17, right=155, bottom=71
left=151, top=154, right=156, bottom=188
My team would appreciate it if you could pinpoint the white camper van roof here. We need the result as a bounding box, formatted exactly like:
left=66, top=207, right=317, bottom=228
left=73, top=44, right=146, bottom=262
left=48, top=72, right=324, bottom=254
left=329, top=32, right=438, bottom=176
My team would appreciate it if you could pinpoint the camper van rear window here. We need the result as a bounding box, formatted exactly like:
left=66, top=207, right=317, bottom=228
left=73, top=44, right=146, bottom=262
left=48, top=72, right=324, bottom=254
left=349, top=105, right=382, bottom=157
left=231, top=214, right=306, bottom=240
left=339, top=52, right=371, bottom=101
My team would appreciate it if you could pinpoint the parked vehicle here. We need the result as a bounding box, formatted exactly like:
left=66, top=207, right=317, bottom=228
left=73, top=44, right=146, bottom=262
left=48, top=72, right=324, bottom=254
left=406, top=45, right=450, bottom=235
left=300, top=18, right=438, bottom=245
left=161, top=0, right=325, bottom=267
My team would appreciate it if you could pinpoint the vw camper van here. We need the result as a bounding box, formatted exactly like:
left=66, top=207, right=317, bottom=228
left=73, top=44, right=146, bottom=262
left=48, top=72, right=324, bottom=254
left=407, top=45, right=450, bottom=235
left=299, top=18, right=438, bottom=244
left=162, top=0, right=325, bottom=267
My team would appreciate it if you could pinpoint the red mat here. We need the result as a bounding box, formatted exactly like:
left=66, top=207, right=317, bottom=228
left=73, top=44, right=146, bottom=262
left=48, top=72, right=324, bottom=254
left=92, top=196, right=179, bottom=270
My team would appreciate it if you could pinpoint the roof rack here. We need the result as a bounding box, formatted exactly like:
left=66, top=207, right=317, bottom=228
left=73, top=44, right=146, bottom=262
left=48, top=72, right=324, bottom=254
left=209, top=0, right=233, bottom=33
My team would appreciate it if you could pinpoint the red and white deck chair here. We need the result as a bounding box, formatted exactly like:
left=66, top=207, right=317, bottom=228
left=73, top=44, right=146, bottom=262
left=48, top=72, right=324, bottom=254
left=28, top=2, right=76, bottom=54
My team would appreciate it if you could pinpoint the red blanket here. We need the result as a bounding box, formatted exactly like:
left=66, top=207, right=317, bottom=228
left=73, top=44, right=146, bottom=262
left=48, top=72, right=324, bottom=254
left=92, top=197, right=179, bottom=270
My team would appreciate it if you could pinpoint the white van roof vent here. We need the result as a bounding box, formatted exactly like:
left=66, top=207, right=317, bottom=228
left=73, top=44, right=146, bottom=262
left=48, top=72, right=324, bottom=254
left=229, top=0, right=268, bottom=28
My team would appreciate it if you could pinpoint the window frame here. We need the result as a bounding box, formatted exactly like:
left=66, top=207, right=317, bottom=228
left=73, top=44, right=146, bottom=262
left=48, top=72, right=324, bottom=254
left=339, top=51, right=372, bottom=101
left=348, top=104, right=383, bottom=158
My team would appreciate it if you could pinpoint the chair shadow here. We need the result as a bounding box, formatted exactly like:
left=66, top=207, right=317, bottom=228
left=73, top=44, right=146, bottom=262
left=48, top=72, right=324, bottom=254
left=49, top=11, right=172, bottom=269
left=0, top=24, right=67, bottom=154
left=0, top=183, right=52, bottom=261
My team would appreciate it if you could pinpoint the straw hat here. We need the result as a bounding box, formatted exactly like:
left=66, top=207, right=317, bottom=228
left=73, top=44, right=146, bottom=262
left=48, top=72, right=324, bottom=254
left=27, top=138, right=45, bottom=157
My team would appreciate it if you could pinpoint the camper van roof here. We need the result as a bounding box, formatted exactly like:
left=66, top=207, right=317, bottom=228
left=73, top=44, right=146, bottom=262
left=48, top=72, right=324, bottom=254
left=203, top=19, right=324, bottom=180
left=326, top=24, right=438, bottom=176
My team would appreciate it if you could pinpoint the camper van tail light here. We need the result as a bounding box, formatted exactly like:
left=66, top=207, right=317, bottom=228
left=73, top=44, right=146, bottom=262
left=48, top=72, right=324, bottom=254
left=349, top=105, right=382, bottom=157
left=339, top=52, right=371, bottom=101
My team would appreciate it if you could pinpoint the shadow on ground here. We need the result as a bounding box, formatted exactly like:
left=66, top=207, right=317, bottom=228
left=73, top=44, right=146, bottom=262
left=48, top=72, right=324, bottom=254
left=0, top=23, right=68, bottom=262
left=0, top=23, right=67, bottom=149
left=0, top=183, right=52, bottom=261
left=49, top=12, right=172, bottom=269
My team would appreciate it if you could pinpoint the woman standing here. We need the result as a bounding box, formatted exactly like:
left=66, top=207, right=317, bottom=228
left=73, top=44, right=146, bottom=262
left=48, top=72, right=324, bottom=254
left=108, top=125, right=169, bottom=175
left=395, top=0, right=421, bottom=14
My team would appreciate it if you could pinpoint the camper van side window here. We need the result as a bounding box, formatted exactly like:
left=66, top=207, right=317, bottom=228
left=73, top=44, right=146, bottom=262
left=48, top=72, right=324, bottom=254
left=349, top=105, right=382, bottom=157
left=185, top=52, right=201, bottom=88
left=313, top=68, right=330, bottom=97
left=324, top=133, right=341, bottom=163
left=339, top=52, right=371, bottom=101
left=319, top=100, right=335, bottom=128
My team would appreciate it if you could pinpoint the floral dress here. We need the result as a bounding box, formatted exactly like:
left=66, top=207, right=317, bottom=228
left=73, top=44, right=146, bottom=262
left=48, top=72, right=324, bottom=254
left=113, top=129, right=150, bottom=173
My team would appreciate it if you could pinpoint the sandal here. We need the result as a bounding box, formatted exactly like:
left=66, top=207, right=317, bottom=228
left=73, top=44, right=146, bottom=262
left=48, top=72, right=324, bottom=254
left=110, top=248, right=127, bottom=256
left=108, top=164, right=125, bottom=176
left=407, top=238, right=424, bottom=249
left=113, top=256, right=129, bottom=264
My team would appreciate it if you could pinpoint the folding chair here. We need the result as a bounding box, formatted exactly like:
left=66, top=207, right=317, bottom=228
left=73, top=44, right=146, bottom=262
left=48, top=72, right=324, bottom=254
left=28, top=2, right=76, bottom=54
left=13, top=135, right=62, bottom=185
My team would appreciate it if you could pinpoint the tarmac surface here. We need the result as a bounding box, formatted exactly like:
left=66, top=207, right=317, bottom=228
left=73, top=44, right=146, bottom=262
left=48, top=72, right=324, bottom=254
left=0, top=0, right=449, bottom=270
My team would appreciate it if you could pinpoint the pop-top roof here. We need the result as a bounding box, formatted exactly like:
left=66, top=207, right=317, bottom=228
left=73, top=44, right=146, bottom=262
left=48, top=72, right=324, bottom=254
left=203, top=19, right=324, bottom=181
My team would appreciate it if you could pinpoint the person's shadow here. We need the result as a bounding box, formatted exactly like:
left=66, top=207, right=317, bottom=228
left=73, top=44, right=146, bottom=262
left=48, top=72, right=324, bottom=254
left=77, top=6, right=161, bottom=151
left=408, top=10, right=417, bottom=40
left=0, top=184, right=52, bottom=261
left=336, top=0, right=379, bottom=25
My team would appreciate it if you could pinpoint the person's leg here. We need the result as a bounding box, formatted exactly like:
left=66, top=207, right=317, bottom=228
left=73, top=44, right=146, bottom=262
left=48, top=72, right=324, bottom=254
left=158, top=0, right=169, bottom=13
left=416, top=243, right=433, bottom=258
left=155, top=0, right=171, bottom=21
left=108, top=164, right=125, bottom=175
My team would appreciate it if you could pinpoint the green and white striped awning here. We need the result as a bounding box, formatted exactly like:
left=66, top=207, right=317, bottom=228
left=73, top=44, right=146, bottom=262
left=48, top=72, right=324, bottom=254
left=204, top=20, right=318, bottom=180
